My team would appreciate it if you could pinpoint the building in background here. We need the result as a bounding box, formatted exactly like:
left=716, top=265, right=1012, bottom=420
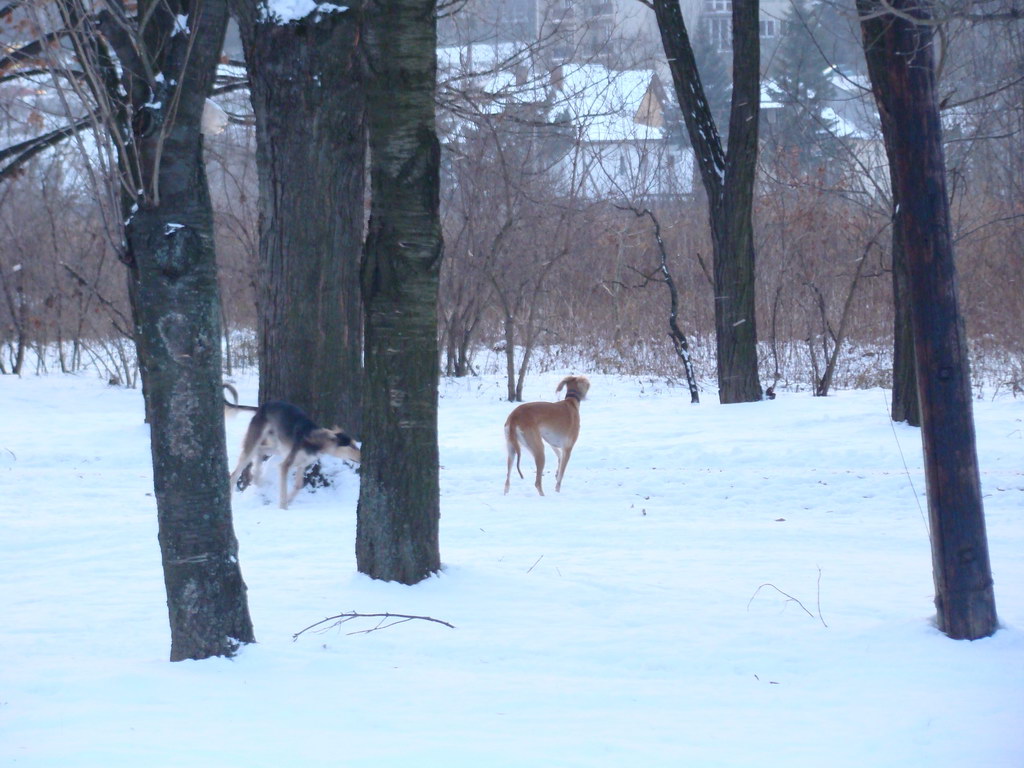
left=439, top=0, right=788, bottom=68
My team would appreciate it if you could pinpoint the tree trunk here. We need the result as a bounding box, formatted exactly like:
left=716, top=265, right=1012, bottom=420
left=858, top=0, right=997, bottom=640
left=816, top=245, right=870, bottom=397
left=890, top=226, right=920, bottom=425
left=715, top=0, right=762, bottom=404
left=233, top=1, right=366, bottom=433
left=503, top=312, right=517, bottom=401
left=129, top=207, right=255, bottom=660
left=653, top=0, right=762, bottom=404
left=356, top=0, right=442, bottom=584
left=858, top=2, right=919, bottom=426
left=121, top=0, right=254, bottom=660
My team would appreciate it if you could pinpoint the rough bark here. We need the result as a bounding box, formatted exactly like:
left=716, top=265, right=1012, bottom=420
left=858, top=0, right=998, bottom=640
left=119, top=0, right=254, bottom=660
left=858, top=2, right=920, bottom=426
left=652, top=0, right=763, bottom=404
left=232, top=0, right=365, bottom=433
left=355, top=0, right=442, bottom=583
left=890, top=225, right=920, bottom=425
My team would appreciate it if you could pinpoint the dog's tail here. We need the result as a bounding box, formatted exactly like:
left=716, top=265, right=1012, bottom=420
left=505, top=420, right=524, bottom=479
left=223, top=383, right=258, bottom=417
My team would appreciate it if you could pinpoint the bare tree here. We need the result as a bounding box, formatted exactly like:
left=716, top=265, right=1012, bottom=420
left=24, top=0, right=256, bottom=659
left=625, top=206, right=700, bottom=402
left=852, top=0, right=920, bottom=425
left=438, top=48, right=586, bottom=401
left=651, top=0, right=763, bottom=403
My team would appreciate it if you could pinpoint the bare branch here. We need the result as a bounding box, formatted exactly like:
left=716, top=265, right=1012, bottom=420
left=0, top=116, right=95, bottom=183
left=60, top=261, right=133, bottom=336
left=858, top=0, right=1024, bottom=25
left=0, top=31, right=72, bottom=75
left=293, top=612, right=456, bottom=641
left=748, top=580, right=829, bottom=628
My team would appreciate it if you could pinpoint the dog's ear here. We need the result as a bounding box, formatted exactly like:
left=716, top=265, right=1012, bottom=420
left=556, top=375, right=588, bottom=398
left=333, top=430, right=354, bottom=447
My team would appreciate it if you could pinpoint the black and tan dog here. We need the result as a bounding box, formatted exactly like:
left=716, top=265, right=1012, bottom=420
left=224, top=384, right=360, bottom=509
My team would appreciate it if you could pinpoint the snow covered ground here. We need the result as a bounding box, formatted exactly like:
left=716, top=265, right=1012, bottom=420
left=1, top=370, right=1022, bottom=767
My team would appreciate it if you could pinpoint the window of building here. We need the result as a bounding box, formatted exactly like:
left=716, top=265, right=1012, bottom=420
left=704, top=9, right=780, bottom=52
left=706, top=15, right=732, bottom=52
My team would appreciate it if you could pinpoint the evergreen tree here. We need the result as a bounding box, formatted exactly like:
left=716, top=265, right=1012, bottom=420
left=765, top=0, right=840, bottom=172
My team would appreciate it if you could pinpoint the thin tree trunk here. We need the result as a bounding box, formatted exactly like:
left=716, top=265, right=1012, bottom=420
left=816, top=245, right=871, bottom=397
left=858, top=1, right=920, bottom=426
left=633, top=207, right=699, bottom=403
left=858, top=0, right=997, bottom=640
left=503, top=312, right=517, bottom=401
left=890, top=224, right=919, bottom=424
left=356, top=0, right=442, bottom=584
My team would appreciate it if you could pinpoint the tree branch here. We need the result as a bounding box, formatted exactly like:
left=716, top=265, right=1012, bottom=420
left=0, top=116, right=97, bottom=183
left=60, top=261, right=133, bottom=337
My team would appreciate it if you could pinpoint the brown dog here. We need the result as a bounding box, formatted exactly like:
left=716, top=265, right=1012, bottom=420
left=504, top=375, right=590, bottom=496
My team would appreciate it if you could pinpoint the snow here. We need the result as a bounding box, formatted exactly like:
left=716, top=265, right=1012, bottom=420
left=553, top=65, right=665, bottom=145
left=201, top=98, right=229, bottom=136
left=1, top=370, right=1022, bottom=767
left=436, top=49, right=694, bottom=201
left=260, top=0, right=348, bottom=24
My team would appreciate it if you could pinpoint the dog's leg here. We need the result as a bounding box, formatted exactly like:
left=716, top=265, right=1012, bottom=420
left=279, top=447, right=311, bottom=510
left=504, top=423, right=520, bottom=495
left=229, top=450, right=254, bottom=489
left=278, top=459, right=294, bottom=510
left=229, top=427, right=259, bottom=489
left=252, top=452, right=267, bottom=486
left=230, top=415, right=267, bottom=492
left=554, top=443, right=574, bottom=492
left=288, top=460, right=309, bottom=509
left=251, top=430, right=278, bottom=488
left=520, top=429, right=547, bottom=496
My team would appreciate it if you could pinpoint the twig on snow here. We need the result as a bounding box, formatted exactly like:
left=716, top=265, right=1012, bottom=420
left=815, top=567, right=828, bottom=629
left=293, top=612, right=455, bottom=641
left=748, top=575, right=829, bottom=629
